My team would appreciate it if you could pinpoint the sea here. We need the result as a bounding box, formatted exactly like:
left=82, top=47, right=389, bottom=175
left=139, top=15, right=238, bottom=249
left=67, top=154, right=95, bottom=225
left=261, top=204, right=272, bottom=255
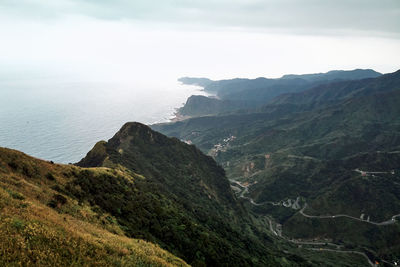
left=0, top=78, right=204, bottom=163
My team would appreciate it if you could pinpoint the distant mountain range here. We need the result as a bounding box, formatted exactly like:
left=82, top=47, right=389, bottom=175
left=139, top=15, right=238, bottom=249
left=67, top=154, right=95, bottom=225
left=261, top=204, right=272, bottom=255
left=154, top=69, right=400, bottom=264
left=1, top=123, right=317, bottom=266
left=280, top=69, right=382, bottom=81
left=1, top=68, right=398, bottom=266
left=177, top=69, right=382, bottom=117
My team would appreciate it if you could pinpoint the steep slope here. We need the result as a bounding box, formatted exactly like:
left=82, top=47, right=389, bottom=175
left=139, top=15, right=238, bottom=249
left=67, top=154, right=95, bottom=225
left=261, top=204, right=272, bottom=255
left=154, top=69, right=400, bottom=263
left=76, top=122, right=297, bottom=266
left=77, top=122, right=238, bottom=210
left=0, top=139, right=374, bottom=266
left=0, top=147, right=188, bottom=266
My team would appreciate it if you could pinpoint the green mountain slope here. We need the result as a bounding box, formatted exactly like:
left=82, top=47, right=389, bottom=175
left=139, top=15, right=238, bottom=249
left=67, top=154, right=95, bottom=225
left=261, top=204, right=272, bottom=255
left=178, top=95, right=251, bottom=117
left=0, top=141, right=372, bottom=266
left=271, top=69, right=400, bottom=108
left=177, top=69, right=382, bottom=117
left=0, top=147, right=188, bottom=267
left=154, top=69, right=400, bottom=263
left=76, top=122, right=301, bottom=266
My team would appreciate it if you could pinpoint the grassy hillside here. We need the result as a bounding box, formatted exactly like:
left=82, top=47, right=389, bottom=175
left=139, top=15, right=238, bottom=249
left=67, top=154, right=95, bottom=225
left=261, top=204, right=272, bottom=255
left=76, top=122, right=303, bottom=266
left=2, top=69, right=395, bottom=266
left=0, top=147, right=188, bottom=266
left=0, top=134, right=381, bottom=266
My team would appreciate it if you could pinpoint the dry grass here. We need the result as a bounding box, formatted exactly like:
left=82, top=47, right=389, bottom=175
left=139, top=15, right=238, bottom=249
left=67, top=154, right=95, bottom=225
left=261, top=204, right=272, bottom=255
left=0, top=147, right=188, bottom=267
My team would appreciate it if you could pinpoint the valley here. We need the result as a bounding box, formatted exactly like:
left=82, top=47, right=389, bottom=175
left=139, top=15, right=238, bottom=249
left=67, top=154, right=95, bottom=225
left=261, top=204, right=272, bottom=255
left=154, top=69, right=400, bottom=266
left=230, top=177, right=380, bottom=266
left=230, top=162, right=399, bottom=266
left=1, top=68, right=399, bottom=266
left=2, top=0, right=400, bottom=265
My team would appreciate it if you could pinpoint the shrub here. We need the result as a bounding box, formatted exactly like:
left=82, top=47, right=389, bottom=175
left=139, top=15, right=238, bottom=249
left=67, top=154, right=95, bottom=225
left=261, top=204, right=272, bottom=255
left=8, top=161, right=18, bottom=170
left=48, top=194, right=68, bottom=209
left=46, top=172, right=56, bottom=181
left=11, top=218, right=25, bottom=231
left=6, top=189, right=25, bottom=200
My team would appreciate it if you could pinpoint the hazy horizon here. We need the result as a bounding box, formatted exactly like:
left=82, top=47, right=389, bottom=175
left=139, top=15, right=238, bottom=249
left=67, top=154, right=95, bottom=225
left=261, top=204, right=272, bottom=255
left=1, top=0, right=400, bottom=162
left=1, top=2, right=400, bottom=265
left=1, top=0, right=399, bottom=83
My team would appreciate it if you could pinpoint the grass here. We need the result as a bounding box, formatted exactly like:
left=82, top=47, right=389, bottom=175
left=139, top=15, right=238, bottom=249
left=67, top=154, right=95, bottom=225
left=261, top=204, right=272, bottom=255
left=0, top=147, right=188, bottom=267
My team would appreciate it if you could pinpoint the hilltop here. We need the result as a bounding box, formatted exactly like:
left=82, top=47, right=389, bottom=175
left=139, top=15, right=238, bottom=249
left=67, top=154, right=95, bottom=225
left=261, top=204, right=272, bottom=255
left=0, top=124, right=373, bottom=266
left=0, top=147, right=188, bottom=266
left=1, top=68, right=396, bottom=266
left=76, top=122, right=299, bottom=266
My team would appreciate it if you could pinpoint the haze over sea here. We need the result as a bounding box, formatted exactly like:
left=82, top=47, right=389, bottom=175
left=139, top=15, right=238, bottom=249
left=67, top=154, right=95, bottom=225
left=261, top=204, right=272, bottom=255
left=0, top=77, right=204, bottom=163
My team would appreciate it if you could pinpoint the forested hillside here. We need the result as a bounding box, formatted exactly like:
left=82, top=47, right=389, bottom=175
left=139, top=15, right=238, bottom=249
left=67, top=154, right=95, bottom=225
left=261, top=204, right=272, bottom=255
left=154, top=69, right=400, bottom=264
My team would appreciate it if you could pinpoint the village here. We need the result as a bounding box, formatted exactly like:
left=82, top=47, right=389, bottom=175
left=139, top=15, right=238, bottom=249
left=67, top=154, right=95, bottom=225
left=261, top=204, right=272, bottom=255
left=208, top=135, right=237, bottom=157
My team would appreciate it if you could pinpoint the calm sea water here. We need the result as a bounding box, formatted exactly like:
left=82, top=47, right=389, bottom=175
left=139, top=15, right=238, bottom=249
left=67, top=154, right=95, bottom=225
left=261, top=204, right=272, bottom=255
left=0, top=79, right=203, bottom=163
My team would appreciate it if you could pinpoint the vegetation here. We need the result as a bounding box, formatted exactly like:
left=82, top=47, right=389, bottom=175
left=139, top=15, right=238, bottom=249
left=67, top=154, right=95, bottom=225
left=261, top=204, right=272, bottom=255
left=1, top=68, right=397, bottom=266
left=0, top=147, right=188, bottom=267
left=2, top=125, right=367, bottom=266
left=76, top=122, right=297, bottom=266
left=176, top=69, right=382, bottom=117
left=154, top=69, right=400, bottom=263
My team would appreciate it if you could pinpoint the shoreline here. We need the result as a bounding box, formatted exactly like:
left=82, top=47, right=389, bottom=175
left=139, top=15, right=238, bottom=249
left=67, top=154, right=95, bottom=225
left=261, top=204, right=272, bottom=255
left=166, top=81, right=213, bottom=123
left=169, top=110, right=192, bottom=122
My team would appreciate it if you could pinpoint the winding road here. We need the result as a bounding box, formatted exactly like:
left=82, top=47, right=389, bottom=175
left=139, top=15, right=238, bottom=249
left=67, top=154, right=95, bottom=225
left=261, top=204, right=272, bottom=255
left=231, top=179, right=400, bottom=226
left=307, top=248, right=375, bottom=267
left=230, top=179, right=297, bottom=208
left=229, top=177, right=399, bottom=266
left=300, top=203, right=400, bottom=226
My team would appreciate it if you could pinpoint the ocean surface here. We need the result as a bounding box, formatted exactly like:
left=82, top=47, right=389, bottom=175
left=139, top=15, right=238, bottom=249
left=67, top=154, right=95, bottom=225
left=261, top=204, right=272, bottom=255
left=0, top=79, right=204, bottom=163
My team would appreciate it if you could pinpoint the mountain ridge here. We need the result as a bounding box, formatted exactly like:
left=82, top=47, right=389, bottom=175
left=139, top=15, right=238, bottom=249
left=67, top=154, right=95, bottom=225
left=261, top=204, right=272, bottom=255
left=176, top=69, right=383, bottom=117
left=153, top=68, right=400, bottom=263
left=1, top=68, right=397, bottom=266
left=0, top=147, right=189, bottom=266
left=76, top=122, right=298, bottom=266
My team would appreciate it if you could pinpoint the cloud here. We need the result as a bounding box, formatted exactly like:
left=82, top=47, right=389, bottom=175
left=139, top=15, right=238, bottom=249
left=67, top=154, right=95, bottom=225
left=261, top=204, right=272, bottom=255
left=1, top=0, right=399, bottom=37
left=1, top=0, right=399, bottom=82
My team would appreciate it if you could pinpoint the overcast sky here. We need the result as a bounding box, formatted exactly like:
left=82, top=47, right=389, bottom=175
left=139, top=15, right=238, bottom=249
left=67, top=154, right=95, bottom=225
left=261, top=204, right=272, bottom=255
left=1, top=0, right=399, bottom=82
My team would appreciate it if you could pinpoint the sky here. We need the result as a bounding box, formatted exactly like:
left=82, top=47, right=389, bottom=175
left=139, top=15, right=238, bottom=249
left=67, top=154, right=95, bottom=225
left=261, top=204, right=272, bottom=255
left=1, top=0, right=400, bottom=82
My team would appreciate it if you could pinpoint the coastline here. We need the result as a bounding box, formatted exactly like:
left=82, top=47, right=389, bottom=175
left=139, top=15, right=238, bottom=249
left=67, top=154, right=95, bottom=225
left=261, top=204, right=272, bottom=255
left=167, top=81, right=211, bottom=123
left=170, top=110, right=192, bottom=122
